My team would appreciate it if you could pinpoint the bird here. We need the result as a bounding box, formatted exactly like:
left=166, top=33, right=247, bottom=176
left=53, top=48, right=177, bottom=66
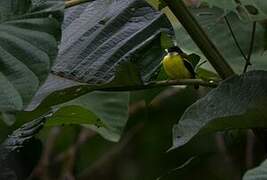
left=162, top=46, right=199, bottom=89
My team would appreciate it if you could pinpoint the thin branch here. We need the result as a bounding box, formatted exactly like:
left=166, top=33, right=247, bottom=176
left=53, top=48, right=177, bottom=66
left=65, top=0, right=91, bottom=9
left=243, top=22, right=257, bottom=73
left=157, top=157, right=196, bottom=180
left=54, top=129, right=96, bottom=163
left=163, top=0, right=235, bottom=79
left=224, top=16, right=248, bottom=61
left=60, top=128, right=95, bottom=180
left=97, top=79, right=218, bottom=92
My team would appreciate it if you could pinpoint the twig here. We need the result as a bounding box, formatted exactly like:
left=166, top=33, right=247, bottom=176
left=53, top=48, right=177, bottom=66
left=224, top=16, right=248, bottom=61
left=245, top=130, right=255, bottom=169
left=60, top=128, right=96, bottom=180
left=163, top=0, right=235, bottom=79
left=243, top=22, right=256, bottom=73
left=30, top=127, right=61, bottom=180
left=157, top=157, right=196, bottom=180
left=98, top=79, right=218, bottom=91
left=216, top=133, right=229, bottom=159
left=65, top=0, right=91, bottom=8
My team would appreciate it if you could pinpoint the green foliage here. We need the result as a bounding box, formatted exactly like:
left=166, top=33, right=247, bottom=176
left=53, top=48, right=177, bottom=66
left=18, top=0, right=173, bottom=142
left=0, top=0, right=63, bottom=114
left=22, top=63, right=134, bottom=142
left=1, top=0, right=267, bottom=179
left=173, top=71, right=267, bottom=148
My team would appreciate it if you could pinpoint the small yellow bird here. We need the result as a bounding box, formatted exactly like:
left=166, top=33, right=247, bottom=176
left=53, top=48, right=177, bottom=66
left=162, top=46, right=198, bottom=89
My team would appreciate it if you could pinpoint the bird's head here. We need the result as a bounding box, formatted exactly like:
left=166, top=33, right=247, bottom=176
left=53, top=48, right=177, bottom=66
left=165, top=46, right=183, bottom=56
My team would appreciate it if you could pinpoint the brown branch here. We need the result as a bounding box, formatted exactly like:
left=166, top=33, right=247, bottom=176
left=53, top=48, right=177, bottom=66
left=98, top=79, right=218, bottom=91
left=30, top=127, right=61, bottom=180
left=245, top=130, right=255, bottom=169
left=60, top=128, right=96, bottom=180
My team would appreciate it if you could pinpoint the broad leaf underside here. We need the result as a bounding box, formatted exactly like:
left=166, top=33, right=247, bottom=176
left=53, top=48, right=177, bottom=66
left=173, top=71, right=267, bottom=149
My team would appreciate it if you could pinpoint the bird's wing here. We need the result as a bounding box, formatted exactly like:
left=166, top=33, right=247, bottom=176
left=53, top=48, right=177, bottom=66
left=183, top=59, right=195, bottom=78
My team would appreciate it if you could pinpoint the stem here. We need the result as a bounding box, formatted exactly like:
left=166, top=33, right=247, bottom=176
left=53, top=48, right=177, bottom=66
left=164, top=0, right=235, bottom=79
left=65, top=0, right=91, bottom=8
left=97, top=79, right=218, bottom=91
left=224, top=16, right=248, bottom=61
left=243, top=22, right=256, bottom=73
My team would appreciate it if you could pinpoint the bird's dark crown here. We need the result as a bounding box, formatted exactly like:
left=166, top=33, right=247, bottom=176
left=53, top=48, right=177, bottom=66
left=167, top=46, right=183, bottom=54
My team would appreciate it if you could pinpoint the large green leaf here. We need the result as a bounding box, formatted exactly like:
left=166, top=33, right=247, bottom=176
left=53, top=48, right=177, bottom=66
left=20, top=0, right=172, bottom=141
left=53, top=0, right=171, bottom=84
left=201, top=0, right=267, bottom=21
left=0, top=0, right=63, bottom=114
left=172, top=70, right=267, bottom=149
left=243, top=159, right=267, bottom=180
left=174, top=7, right=266, bottom=74
left=26, top=0, right=172, bottom=110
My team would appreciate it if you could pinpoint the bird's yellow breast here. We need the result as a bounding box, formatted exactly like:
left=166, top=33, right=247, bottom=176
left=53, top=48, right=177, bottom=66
left=162, top=53, right=191, bottom=79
